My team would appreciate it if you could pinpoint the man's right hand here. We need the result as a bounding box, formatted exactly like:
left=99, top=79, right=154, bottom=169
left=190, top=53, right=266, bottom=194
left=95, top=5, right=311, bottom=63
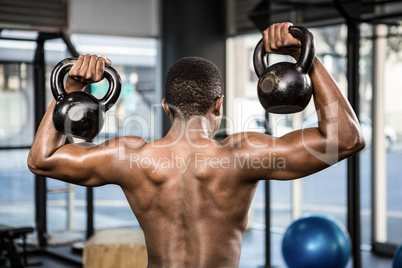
left=262, top=22, right=302, bottom=60
left=65, top=54, right=112, bottom=93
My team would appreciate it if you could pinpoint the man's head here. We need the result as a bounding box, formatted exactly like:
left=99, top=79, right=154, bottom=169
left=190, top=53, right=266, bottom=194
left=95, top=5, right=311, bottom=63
left=163, top=57, right=223, bottom=120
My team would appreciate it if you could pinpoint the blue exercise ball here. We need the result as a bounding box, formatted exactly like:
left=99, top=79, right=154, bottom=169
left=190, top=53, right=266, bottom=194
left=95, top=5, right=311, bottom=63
left=393, top=244, right=402, bottom=268
left=282, top=215, right=351, bottom=268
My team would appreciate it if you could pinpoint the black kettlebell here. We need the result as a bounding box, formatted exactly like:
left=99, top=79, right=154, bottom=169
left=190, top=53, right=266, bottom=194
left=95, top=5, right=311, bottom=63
left=253, top=26, right=315, bottom=114
left=50, top=57, right=122, bottom=141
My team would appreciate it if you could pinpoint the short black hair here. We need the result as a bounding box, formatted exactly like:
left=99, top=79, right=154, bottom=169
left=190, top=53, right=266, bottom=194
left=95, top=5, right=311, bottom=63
left=165, top=57, right=223, bottom=119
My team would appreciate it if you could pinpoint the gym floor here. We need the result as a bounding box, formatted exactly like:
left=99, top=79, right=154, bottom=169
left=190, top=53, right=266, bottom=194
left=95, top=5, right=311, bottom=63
left=22, top=229, right=393, bottom=268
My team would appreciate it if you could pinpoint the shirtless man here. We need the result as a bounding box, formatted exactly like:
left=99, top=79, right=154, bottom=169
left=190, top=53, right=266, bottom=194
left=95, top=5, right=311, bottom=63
left=28, top=22, right=365, bottom=267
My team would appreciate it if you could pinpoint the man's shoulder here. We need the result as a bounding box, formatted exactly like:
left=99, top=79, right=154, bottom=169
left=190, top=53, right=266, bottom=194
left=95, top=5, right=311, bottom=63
left=100, top=136, right=147, bottom=152
left=117, top=136, right=147, bottom=146
left=220, top=131, right=272, bottom=150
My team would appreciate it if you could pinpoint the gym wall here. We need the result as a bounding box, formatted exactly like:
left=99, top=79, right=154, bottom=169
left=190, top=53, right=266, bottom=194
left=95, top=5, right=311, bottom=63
left=68, top=0, right=160, bottom=37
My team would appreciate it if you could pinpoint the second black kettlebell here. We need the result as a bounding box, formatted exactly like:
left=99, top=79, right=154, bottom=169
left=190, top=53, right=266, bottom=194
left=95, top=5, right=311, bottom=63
left=50, top=57, right=122, bottom=141
left=253, top=26, right=315, bottom=114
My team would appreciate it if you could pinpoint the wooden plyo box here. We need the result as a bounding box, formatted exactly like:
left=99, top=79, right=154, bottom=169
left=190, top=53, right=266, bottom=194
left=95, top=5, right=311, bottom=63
left=83, top=229, right=148, bottom=268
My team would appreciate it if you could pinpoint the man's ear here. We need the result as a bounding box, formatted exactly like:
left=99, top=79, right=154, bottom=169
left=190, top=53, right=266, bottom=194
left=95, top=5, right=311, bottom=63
left=213, top=95, right=224, bottom=116
left=162, top=98, right=171, bottom=116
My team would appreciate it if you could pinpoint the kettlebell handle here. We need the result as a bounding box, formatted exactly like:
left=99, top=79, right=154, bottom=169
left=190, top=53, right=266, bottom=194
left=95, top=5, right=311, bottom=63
left=50, top=58, right=122, bottom=111
left=253, top=25, right=315, bottom=77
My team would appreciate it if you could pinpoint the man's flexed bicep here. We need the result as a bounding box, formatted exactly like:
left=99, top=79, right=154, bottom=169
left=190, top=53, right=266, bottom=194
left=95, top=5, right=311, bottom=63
left=28, top=143, right=111, bottom=187
left=28, top=136, right=146, bottom=187
left=229, top=122, right=362, bottom=182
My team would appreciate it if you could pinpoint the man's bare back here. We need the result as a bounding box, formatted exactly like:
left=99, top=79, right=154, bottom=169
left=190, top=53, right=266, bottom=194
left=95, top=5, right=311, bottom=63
left=119, top=136, right=257, bottom=267
left=28, top=22, right=365, bottom=267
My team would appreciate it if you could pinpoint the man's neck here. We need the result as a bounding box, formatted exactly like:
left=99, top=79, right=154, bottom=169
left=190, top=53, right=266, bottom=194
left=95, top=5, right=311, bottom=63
left=167, top=116, right=215, bottom=141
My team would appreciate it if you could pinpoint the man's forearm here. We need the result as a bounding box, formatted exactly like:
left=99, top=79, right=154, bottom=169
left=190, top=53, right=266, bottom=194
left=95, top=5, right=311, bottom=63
left=309, top=56, right=365, bottom=152
left=27, top=100, right=67, bottom=171
left=28, top=76, right=87, bottom=171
